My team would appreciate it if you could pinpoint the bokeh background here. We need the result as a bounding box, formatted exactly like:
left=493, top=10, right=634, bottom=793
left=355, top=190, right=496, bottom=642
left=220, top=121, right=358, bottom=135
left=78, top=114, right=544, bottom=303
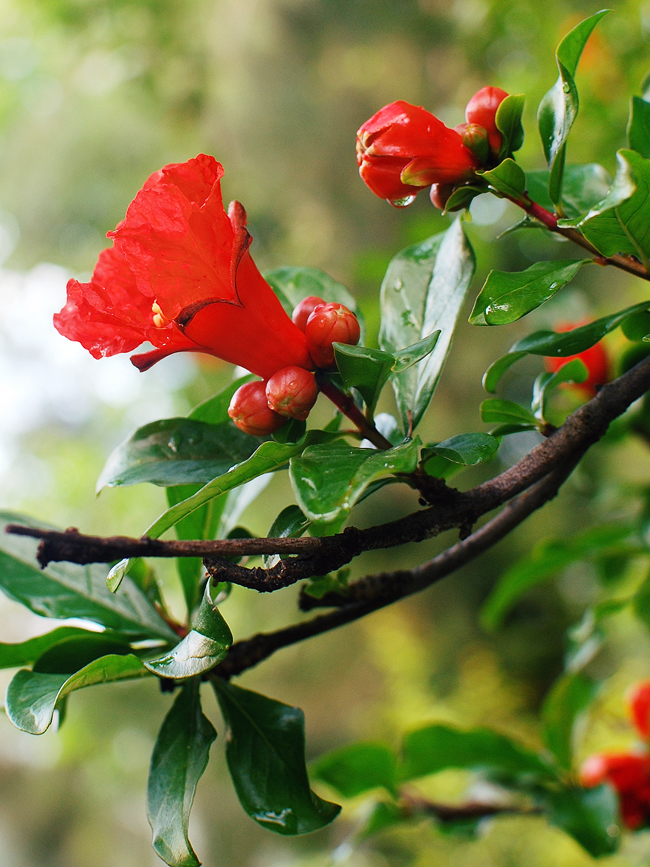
left=3, top=0, right=650, bottom=865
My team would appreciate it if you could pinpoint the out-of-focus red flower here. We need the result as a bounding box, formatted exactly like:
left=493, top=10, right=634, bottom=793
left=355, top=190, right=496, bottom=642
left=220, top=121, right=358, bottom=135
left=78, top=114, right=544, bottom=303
left=544, top=323, right=611, bottom=397
left=54, top=155, right=312, bottom=379
left=629, top=683, right=650, bottom=740
left=356, top=101, right=479, bottom=205
left=465, top=86, right=509, bottom=154
left=580, top=753, right=650, bottom=829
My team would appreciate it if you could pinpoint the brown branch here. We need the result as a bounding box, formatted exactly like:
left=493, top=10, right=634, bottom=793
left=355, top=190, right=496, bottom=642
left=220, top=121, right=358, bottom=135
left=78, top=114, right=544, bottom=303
left=399, top=791, right=541, bottom=822
left=318, top=377, right=394, bottom=449
left=211, top=462, right=577, bottom=678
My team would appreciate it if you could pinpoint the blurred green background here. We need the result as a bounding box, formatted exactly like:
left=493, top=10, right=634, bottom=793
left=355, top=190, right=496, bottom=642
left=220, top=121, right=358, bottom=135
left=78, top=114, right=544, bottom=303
left=3, top=0, right=650, bottom=864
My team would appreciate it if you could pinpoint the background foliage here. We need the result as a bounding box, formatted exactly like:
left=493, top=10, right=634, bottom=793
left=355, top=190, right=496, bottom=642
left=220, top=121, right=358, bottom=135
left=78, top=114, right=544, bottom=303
left=4, top=0, right=650, bottom=865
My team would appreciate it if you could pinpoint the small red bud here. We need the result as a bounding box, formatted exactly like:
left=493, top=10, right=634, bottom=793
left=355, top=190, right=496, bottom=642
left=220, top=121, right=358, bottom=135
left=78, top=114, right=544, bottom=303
left=292, top=296, right=326, bottom=332
left=266, top=366, right=319, bottom=421
left=456, top=123, right=490, bottom=164
left=228, top=380, right=286, bottom=436
left=465, top=86, right=509, bottom=154
left=305, top=302, right=361, bottom=369
left=630, top=683, right=650, bottom=741
left=430, top=183, right=454, bottom=210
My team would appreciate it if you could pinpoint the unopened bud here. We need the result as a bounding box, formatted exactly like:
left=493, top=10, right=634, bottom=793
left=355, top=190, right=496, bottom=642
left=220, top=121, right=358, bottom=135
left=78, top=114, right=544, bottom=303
left=266, top=366, right=318, bottom=421
left=305, top=303, right=361, bottom=369
left=430, top=183, right=454, bottom=211
left=228, top=380, right=286, bottom=436
left=465, top=86, right=509, bottom=154
left=292, top=296, right=325, bottom=332
left=455, top=122, right=490, bottom=164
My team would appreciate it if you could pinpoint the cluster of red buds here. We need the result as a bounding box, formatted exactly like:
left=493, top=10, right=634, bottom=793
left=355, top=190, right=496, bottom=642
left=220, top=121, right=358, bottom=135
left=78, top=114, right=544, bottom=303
left=228, top=296, right=361, bottom=436
left=580, top=683, right=650, bottom=829
left=356, top=86, right=509, bottom=209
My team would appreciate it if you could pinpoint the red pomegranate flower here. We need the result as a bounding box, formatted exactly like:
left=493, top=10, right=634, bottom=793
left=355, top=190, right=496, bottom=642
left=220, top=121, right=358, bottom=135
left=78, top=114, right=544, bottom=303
left=356, top=101, right=479, bottom=205
left=54, top=154, right=312, bottom=379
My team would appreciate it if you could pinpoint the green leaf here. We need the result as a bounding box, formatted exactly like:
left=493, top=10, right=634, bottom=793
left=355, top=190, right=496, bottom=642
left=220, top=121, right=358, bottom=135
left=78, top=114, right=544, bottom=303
left=442, top=184, right=487, bottom=213
left=531, top=358, right=588, bottom=422
left=546, top=785, right=619, bottom=857
left=0, top=512, right=177, bottom=642
left=400, top=723, right=554, bottom=783
left=356, top=801, right=405, bottom=841
left=482, top=300, right=650, bottom=392
left=312, top=742, right=398, bottom=799
left=469, top=260, right=588, bottom=326
left=97, top=418, right=261, bottom=490
left=541, top=673, right=597, bottom=771
left=631, top=568, right=650, bottom=632
left=379, top=219, right=475, bottom=433
left=212, top=679, right=341, bottom=834
left=0, top=626, right=114, bottom=670
left=265, top=265, right=365, bottom=341
left=334, top=344, right=395, bottom=417
left=148, top=680, right=216, bottom=867
left=6, top=654, right=151, bottom=734
left=290, top=438, right=420, bottom=532
left=481, top=523, right=636, bottom=631
left=537, top=11, right=609, bottom=206
left=144, top=584, right=232, bottom=680
left=425, top=433, right=499, bottom=466
left=478, top=158, right=526, bottom=200
left=572, top=150, right=650, bottom=268
left=32, top=633, right=134, bottom=673
left=480, top=399, right=538, bottom=427
left=495, top=94, right=525, bottom=159
left=628, top=96, right=650, bottom=160
left=391, top=332, right=441, bottom=373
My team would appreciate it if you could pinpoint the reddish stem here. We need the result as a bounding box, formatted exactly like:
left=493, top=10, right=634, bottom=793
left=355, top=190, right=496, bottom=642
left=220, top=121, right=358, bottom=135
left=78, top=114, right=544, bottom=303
left=318, top=378, right=394, bottom=450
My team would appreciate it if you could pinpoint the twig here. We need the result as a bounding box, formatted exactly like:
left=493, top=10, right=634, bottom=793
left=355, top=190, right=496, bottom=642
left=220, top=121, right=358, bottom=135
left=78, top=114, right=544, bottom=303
left=318, top=377, right=394, bottom=450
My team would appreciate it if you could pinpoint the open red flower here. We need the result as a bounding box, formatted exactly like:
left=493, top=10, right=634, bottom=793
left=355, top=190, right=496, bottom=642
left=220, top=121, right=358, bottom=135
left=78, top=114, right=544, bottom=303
left=54, top=154, right=312, bottom=379
left=356, top=101, right=479, bottom=204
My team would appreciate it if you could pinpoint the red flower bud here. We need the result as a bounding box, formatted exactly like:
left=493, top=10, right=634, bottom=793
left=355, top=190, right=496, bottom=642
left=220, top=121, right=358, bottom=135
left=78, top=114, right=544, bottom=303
left=544, top=323, right=611, bottom=398
left=630, top=683, right=650, bottom=740
left=580, top=752, right=650, bottom=829
left=292, top=296, right=325, bottom=332
left=305, top=303, right=361, bottom=369
left=356, top=101, right=479, bottom=206
left=228, top=380, right=286, bottom=436
left=465, top=86, right=509, bottom=154
left=454, top=122, right=490, bottom=164
left=429, top=183, right=454, bottom=211
left=266, top=366, right=319, bottom=421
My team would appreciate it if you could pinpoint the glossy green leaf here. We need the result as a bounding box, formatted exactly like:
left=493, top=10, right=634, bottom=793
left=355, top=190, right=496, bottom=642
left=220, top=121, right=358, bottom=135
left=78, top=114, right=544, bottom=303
left=443, top=184, right=486, bottom=212
left=426, top=433, right=499, bottom=466
left=572, top=150, right=650, bottom=268
left=469, top=259, right=588, bottom=326
left=526, top=164, right=612, bottom=219
left=480, top=399, right=538, bottom=427
left=478, top=158, right=526, bottom=200
left=481, top=523, right=636, bottom=631
left=482, top=300, right=650, bottom=392
left=628, top=96, right=650, bottom=160
left=379, top=219, right=475, bottom=433
left=312, top=741, right=397, bottom=798
left=290, top=438, right=420, bottom=532
left=97, top=418, right=261, bottom=490
left=148, top=680, right=216, bottom=867
left=32, top=633, right=134, bottom=673
left=400, top=723, right=554, bottom=783
left=541, top=673, right=597, bottom=771
left=144, top=584, right=232, bottom=679
left=537, top=11, right=608, bottom=206
left=495, top=93, right=525, bottom=159
left=546, top=785, right=619, bottom=857
left=0, top=512, right=177, bottom=642
left=212, top=679, right=341, bottom=834
left=6, top=653, right=151, bottom=734
left=0, top=627, right=114, bottom=670
left=265, top=265, right=365, bottom=340
left=391, top=332, right=441, bottom=373
left=333, top=344, right=395, bottom=416
left=531, top=358, right=588, bottom=422
left=621, top=310, right=650, bottom=341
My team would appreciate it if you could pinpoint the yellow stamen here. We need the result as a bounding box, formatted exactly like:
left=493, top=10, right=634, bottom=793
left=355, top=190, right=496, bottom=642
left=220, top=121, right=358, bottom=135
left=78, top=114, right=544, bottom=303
left=152, top=301, right=170, bottom=328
